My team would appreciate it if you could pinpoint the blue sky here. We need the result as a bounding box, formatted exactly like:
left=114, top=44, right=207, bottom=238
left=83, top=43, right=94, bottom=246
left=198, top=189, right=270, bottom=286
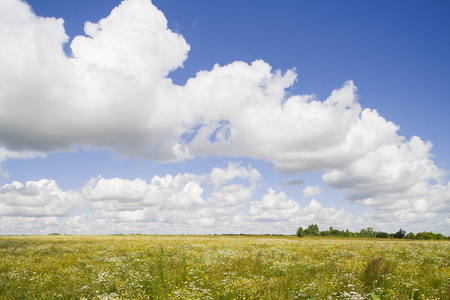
left=0, top=0, right=449, bottom=235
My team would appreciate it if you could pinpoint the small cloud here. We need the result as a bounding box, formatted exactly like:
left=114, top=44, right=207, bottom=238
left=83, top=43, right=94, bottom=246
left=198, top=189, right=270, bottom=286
left=282, top=179, right=304, bottom=186
left=303, top=185, right=323, bottom=198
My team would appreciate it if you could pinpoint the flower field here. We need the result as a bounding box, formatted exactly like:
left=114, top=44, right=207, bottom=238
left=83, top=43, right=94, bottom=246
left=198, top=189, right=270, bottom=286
left=0, top=235, right=448, bottom=299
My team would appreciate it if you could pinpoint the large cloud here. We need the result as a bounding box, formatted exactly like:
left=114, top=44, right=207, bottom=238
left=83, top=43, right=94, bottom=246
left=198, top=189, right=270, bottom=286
left=0, top=0, right=190, bottom=160
left=0, top=0, right=448, bottom=232
left=0, top=0, right=407, bottom=169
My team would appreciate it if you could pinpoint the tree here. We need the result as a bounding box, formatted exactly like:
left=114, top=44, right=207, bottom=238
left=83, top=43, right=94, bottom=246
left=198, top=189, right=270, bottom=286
left=359, top=229, right=368, bottom=238
left=406, top=232, right=415, bottom=239
left=376, top=232, right=389, bottom=238
left=393, top=228, right=406, bottom=239
left=308, top=224, right=319, bottom=236
left=331, top=229, right=342, bottom=236
left=296, top=227, right=304, bottom=237
left=416, top=232, right=436, bottom=240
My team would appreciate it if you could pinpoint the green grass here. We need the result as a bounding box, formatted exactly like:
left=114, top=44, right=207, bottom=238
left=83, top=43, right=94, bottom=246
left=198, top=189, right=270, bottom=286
left=0, top=235, right=449, bottom=299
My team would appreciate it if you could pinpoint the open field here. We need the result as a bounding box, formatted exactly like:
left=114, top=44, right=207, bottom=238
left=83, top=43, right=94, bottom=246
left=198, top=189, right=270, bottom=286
left=0, top=235, right=449, bottom=299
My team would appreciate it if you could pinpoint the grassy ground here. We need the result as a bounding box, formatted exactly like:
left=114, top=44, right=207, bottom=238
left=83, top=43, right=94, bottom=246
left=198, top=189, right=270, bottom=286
left=0, top=235, right=449, bottom=299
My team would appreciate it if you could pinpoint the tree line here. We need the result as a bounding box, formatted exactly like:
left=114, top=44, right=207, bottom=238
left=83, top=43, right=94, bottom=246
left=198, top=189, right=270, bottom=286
left=296, top=224, right=448, bottom=240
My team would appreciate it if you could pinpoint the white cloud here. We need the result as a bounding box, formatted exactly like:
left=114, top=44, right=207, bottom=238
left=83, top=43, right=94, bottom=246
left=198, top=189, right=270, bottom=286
left=261, top=188, right=297, bottom=210
left=0, top=216, right=61, bottom=235
left=209, top=184, right=254, bottom=208
left=207, top=163, right=261, bottom=218
left=0, top=0, right=191, bottom=160
left=79, top=163, right=262, bottom=229
left=71, top=0, right=189, bottom=81
left=82, top=173, right=206, bottom=213
left=0, top=166, right=448, bottom=235
left=82, top=176, right=148, bottom=203
left=0, top=0, right=406, bottom=172
left=246, top=189, right=354, bottom=232
left=0, top=0, right=72, bottom=152
left=303, top=185, right=323, bottom=198
left=0, top=179, right=83, bottom=217
left=323, top=136, right=444, bottom=202
left=210, top=162, right=261, bottom=188
left=322, top=135, right=449, bottom=222
left=0, top=163, right=357, bottom=234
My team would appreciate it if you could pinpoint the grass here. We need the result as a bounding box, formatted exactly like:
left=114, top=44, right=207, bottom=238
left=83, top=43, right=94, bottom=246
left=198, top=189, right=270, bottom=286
left=0, top=235, right=449, bottom=299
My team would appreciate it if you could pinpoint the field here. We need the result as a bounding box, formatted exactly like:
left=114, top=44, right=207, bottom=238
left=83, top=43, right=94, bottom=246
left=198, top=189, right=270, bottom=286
left=0, top=235, right=449, bottom=299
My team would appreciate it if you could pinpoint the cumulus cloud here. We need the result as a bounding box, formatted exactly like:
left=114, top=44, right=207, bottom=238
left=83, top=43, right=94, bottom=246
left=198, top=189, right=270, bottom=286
left=0, top=179, right=83, bottom=217
left=71, top=0, right=189, bottom=80
left=0, top=163, right=358, bottom=234
left=210, top=162, right=261, bottom=188
left=0, top=164, right=447, bottom=235
left=322, top=135, right=450, bottom=227
left=245, top=188, right=353, bottom=232
left=80, top=163, right=261, bottom=228
left=0, top=0, right=413, bottom=172
left=0, top=0, right=448, bottom=233
left=303, top=185, right=323, bottom=198
left=82, top=173, right=206, bottom=213
left=323, top=136, right=445, bottom=202
left=0, top=0, right=190, bottom=160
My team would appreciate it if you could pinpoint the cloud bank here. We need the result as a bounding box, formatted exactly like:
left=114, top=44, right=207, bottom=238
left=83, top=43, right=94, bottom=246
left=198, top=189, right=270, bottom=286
left=0, top=0, right=448, bottom=233
left=0, top=163, right=358, bottom=234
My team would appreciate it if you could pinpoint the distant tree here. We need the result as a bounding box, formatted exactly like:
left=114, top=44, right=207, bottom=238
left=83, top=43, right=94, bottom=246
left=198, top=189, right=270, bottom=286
left=416, top=232, right=436, bottom=240
left=296, top=227, right=304, bottom=237
left=376, top=232, right=389, bottom=238
left=393, top=228, right=406, bottom=239
left=415, top=232, right=425, bottom=240
left=359, top=229, right=368, bottom=238
left=367, top=227, right=374, bottom=238
left=406, top=232, right=416, bottom=239
left=308, top=224, right=319, bottom=236
left=344, top=229, right=351, bottom=237
left=331, top=229, right=342, bottom=236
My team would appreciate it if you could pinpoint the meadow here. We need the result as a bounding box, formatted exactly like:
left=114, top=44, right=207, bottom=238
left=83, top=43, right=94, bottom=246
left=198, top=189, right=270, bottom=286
left=0, top=235, right=448, bottom=299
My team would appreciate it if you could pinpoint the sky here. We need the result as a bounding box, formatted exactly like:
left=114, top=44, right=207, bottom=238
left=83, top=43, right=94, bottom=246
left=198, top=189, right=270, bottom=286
left=0, top=0, right=449, bottom=235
